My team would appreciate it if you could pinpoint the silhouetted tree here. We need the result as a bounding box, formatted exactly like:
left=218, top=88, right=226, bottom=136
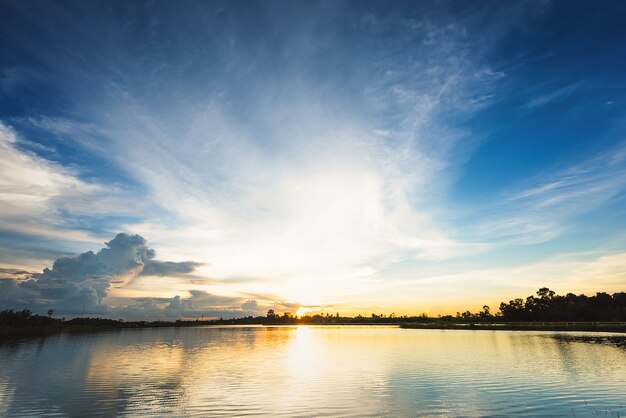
left=498, top=288, right=626, bottom=322
left=479, top=305, right=492, bottom=319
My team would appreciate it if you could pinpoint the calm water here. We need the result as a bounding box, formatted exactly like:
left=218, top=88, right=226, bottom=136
left=1, top=326, right=625, bottom=417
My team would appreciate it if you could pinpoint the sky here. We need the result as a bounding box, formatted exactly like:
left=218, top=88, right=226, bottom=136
left=0, top=0, right=625, bottom=319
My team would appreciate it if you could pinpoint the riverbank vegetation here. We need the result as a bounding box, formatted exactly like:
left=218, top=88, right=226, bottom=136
left=256, top=287, right=626, bottom=325
left=1, top=288, right=625, bottom=340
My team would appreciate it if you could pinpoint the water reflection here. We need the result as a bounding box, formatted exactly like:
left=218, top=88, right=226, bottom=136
left=1, top=327, right=625, bottom=416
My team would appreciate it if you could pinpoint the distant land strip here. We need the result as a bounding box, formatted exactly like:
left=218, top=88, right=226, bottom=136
left=1, top=288, right=625, bottom=341
left=399, top=322, right=626, bottom=333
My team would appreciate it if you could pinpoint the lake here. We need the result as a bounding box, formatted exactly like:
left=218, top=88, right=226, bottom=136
left=1, top=326, right=625, bottom=417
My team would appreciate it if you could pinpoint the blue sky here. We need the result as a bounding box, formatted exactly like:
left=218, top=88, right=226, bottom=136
left=0, top=0, right=625, bottom=318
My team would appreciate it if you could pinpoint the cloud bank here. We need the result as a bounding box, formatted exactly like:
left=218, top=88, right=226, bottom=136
left=0, top=233, right=210, bottom=316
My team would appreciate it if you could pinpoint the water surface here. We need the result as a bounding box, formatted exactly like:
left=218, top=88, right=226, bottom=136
left=1, top=326, right=625, bottom=417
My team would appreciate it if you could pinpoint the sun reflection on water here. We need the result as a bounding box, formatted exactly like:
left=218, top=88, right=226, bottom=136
left=0, top=328, right=625, bottom=416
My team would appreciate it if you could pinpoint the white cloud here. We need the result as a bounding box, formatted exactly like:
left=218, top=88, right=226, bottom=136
left=7, top=2, right=622, bottom=314
left=103, top=97, right=486, bottom=300
left=2, top=6, right=526, bottom=309
left=0, top=122, right=148, bottom=247
left=0, top=123, right=97, bottom=223
left=0, top=233, right=203, bottom=315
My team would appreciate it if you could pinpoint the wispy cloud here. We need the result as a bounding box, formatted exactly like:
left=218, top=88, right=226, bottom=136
left=472, top=141, right=626, bottom=244
left=0, top=123, right=95, bottom=220
left=6, top=6, right=523, bottom=297
left=1, top=1, right=624, bottom=316
left=523, top=81, right=586, bottom=109
left=0, top=122, right=152, bottom=244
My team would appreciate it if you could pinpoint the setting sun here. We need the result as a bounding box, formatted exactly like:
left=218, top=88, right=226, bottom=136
left=296, top=308, right=309, bottom=318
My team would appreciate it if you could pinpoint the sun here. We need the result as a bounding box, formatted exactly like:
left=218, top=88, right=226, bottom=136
left=296, top=307, right=308, bottom=317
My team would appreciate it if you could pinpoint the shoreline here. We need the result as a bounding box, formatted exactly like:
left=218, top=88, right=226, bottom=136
left=2, top=321, right=626, bottom=343
left=399, top=322, right=626, bottom=333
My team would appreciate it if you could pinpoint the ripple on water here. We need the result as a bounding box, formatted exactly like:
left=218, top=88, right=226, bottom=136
left=1, top=327, right=625, bottom=417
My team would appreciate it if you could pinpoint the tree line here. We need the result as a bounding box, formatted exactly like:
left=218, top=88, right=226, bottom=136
left=231, top=288, right=626, bottom=325
left=496, top=288, right=625, bottom=322
left=1, top=288, right=625, bottom=331
left=261, top=288, right=626, bottom=324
